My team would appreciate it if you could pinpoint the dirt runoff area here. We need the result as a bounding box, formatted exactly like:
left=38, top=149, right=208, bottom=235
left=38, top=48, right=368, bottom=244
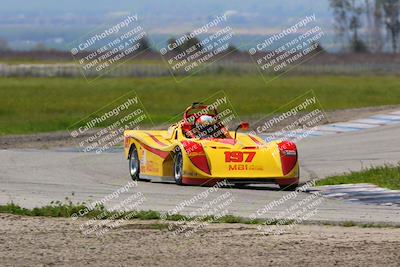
left=1, top=214, right=399, bottom=267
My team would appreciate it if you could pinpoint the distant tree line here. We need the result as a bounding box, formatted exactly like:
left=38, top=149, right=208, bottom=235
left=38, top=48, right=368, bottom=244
left=0, top=38, right=152, bottom=53
left=330, top=0, right=400, bottom=52
left=0, top=35, right=239, bottom=56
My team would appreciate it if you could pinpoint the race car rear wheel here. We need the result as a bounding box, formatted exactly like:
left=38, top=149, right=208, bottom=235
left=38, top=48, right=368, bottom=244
left=173, top=149, right=183, bottom=185
left=129, top=145, right=140, bottom=181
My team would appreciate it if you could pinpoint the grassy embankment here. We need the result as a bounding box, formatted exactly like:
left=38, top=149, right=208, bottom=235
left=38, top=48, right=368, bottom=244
left=316, top=164, right=400, bottom=190
left=1, top=75, right=400, bottom=135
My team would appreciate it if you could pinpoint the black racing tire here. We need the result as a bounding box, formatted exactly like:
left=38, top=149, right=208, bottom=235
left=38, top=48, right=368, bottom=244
left=128, top=145, right=140, bottom=181
left=173, top=148, right=183, bottom=185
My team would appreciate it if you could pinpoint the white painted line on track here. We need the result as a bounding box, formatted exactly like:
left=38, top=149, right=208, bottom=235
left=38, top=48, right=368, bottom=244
left=316, top=125, right=358, bottom=132
left=332, top=122, right=378, bottom=129
left=352, top=118, right=390, bottom=125
left=307, top=184, right=400, bottom=207
left=370, top=115, right=400, bottom=121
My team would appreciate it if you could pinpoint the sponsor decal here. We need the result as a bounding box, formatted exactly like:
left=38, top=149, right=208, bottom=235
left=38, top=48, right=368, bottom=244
left=228, top=164, right=263, bottom=171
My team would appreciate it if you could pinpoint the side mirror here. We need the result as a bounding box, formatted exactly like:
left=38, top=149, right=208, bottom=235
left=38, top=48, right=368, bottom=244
left=234, top=122, right=249, bottom=139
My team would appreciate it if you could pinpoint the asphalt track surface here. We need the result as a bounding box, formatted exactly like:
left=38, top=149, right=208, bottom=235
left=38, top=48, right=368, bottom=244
left=1, top=123, right=400, bottom=225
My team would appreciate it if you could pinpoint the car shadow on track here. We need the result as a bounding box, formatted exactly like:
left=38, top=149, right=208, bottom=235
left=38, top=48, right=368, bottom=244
left=135, top=180, right=300, bottom=191
left=229, top=184, right=281, bottom=191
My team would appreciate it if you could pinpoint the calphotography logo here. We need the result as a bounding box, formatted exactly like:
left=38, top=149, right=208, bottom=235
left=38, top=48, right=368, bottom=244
left=159, top=180, right=236, bottom=237
left=249, top=180, right=326, bottom=236
left=71, top=181, right=147, bottom=237
left=67, top=90, right=152, bottom=154
left=158, top=90, right=241, bottom=138
left=158, top=12, right=240, bottom=82
left=69, top=13, right=150, bottom=81
left=250, top=90, right=329, bottom=144
left=249, top=14, right=325, bottom=83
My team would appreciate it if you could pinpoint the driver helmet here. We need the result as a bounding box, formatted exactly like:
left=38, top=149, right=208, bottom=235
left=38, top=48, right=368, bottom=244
left=195, top=115, right=215, bottom=127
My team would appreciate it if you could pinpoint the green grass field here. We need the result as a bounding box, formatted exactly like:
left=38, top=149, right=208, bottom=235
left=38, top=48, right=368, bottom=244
left=1, top=75, right=400, bottom=135
left=316, top=164, right=400, bottom=190
left=0, top=201, right=396, bottom=228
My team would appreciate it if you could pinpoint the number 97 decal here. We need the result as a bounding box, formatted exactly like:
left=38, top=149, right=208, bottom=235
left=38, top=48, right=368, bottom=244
left=224, top=151, right=256, bottom=162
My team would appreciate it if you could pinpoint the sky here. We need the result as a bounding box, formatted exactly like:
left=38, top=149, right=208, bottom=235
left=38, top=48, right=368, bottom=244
left=0, top=0, right=334, bottom=50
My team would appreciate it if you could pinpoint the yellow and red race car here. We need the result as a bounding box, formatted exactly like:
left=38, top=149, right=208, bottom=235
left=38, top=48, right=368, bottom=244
left=123, top=103, right=299, bottom=190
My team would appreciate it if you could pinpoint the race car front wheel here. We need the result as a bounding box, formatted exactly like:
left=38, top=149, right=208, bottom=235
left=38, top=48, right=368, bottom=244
left=129, top=145, right=140, bottom=181
left=173, top=149, right=183, bottom=185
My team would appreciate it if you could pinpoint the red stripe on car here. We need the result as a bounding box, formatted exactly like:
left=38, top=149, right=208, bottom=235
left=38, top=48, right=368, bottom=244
left=249, top=135, right=262, bottom=146
left=135, top=139, right=169, bottom=159
left=146, top=133, right=168, bottom=147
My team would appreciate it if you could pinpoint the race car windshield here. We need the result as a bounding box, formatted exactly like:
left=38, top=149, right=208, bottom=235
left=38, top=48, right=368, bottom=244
left=196, top=125, right=228, bottom=139
left=193, top=116, right=230, bottom=139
